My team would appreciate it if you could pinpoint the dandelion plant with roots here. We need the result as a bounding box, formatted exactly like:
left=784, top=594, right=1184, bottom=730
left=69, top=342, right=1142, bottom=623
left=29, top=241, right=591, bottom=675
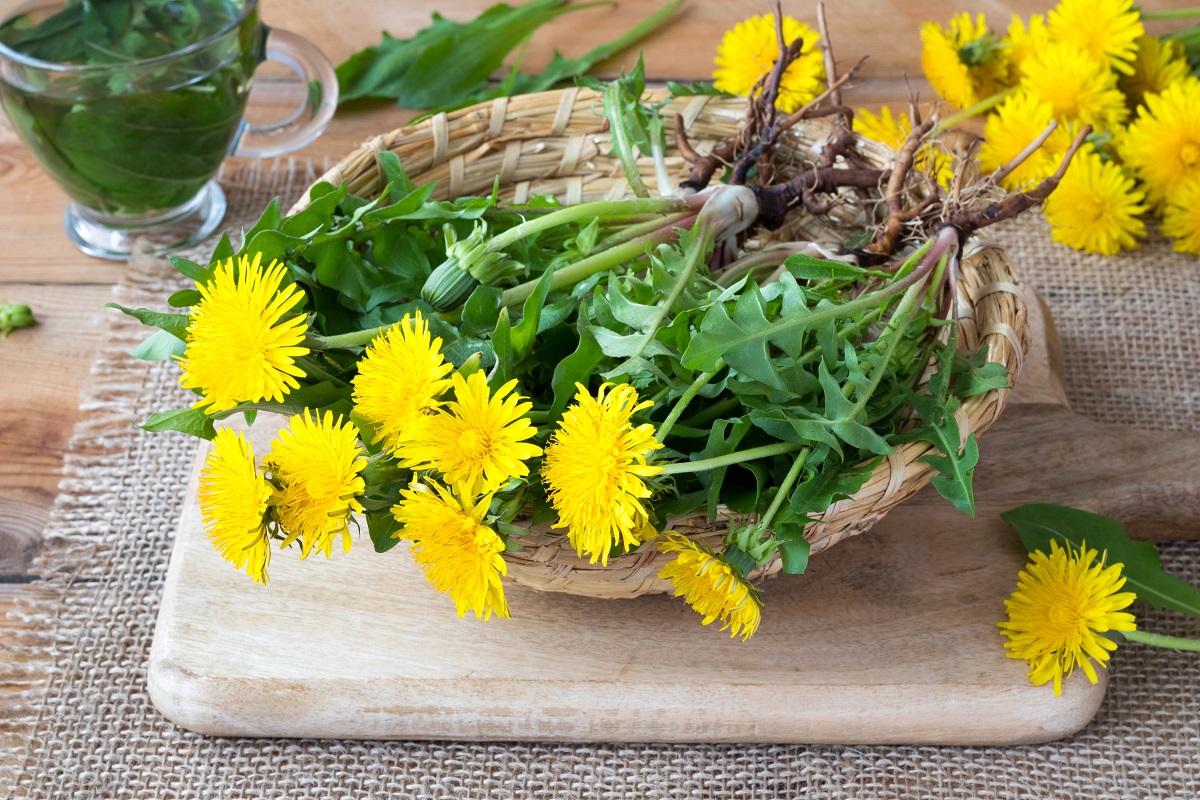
left=116, top=4, right=1084, bottom=638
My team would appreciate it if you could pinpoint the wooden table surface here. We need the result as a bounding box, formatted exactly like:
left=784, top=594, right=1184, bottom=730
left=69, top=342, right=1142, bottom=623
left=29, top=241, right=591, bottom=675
left=0, top=0, right=1188, bottom=733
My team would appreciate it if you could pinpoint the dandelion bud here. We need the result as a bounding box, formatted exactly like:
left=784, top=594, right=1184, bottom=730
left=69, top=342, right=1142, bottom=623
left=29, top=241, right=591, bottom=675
left=421, top=223, right=527, bottom=311
left=0, top=301, right=34, bottom=337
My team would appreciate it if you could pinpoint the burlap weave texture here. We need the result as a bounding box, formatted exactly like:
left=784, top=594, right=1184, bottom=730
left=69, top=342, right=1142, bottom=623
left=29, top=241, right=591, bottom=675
left=2, top=162, right=1198, bottom=799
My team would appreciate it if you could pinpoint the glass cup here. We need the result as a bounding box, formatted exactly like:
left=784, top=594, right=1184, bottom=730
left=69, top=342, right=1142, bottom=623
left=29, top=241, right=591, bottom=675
left=0, top=0, right=337, bottom=259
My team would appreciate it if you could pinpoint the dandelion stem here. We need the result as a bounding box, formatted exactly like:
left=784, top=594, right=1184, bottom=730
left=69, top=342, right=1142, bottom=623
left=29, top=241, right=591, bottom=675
left=1123, top=629, right=1200, bottom=652
left=1143, top=7, right=1200, bottom=19
left=656, top=362, right=724, bottom=443
left=659, top=441, right=805, bottom=475
left=755, top=448, right=810, bottom=532
left=934, top=86, right=1018, bottom=133
left=486, top=197, right=686, bottom=253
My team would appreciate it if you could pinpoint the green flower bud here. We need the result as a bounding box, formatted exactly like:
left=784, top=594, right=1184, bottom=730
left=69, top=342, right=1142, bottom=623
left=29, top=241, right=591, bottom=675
left=0, top=301, right=35, bottom=338
left=421, top=223, right=527, bottom=312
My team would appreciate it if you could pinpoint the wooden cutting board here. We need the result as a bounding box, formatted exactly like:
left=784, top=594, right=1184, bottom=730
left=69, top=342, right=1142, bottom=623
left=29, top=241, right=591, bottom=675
left=146, top=296, right=1200, bottom=744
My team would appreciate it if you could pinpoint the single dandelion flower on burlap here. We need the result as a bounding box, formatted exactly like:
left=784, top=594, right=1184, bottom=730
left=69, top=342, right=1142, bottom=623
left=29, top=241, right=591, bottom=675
left=657, top=533, right=762, bottom=641
left=542, top=382, right=663, bottom=566
left=178, top=252, right=309, bottom=414
left=351, top=311, right=453, bottom=452
left=713, top=14, right=824, bottom=113
left=1121, top=78, right=1200, bottom=208
left=267, top=411, right=366, bottom=559
left=1022, top=43, right=1128, bottom=130
left=1047, top=0, right=1143, bottom=75
left=979, top=91, right=1074, bottom=190
left=999, top=539, right=1136, bottom=696
left=920, top=13, right=1010, bottom=109
left=199, top=427, right=274, bottom=584
left=854, top=106, right=953, bottom=188
left=1004, top=14, right=1050, bottom=79
left=1044, top=149, right=1146, bottom=255
left=1161, top=180, right=1200, bottom=256
left=397, top=370, right=542, bottom=495
left=392, top=481, right=509, bottom=620
left=1119, top=35, right=1189, bottom=112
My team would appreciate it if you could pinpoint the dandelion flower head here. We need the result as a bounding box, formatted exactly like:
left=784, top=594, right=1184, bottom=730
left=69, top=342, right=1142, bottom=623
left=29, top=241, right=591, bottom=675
left=713, top=14, right=825, bottom=113
left=1162, top=180, right=1200, bottom=257
left=999, top=539, right=1136, bottom=695
left=542, top=382, right=663, bottom=565
left=397, top=370, right=542, bottom=496
left=267, top=411, right=366, bottom=559
left=199, top=427, right=274, bottom=584
left=1022, top=43, right=1128, bottom=130
left=658, top=533, right=762, bottom=641
left=979, top=91, right=1074, bottom=190
left=1121, top=77, right=1200, bottom=208
left=178, top=253, right=309, bottom=414
left=854, top=106, right=954, bottom=188
left=1119, top=35, right=1189, bottom=112
left=920, top=13, right=1010, bottom=109
left=1004, top=14, right=1050, bottom=79
left=1047, top=0, right=1143, bottom=75
left=392, top=481, right=509, bottom=620
left=351, top=311, right=454, bottom=452
left=1044, top=148, right=1146, bottom=255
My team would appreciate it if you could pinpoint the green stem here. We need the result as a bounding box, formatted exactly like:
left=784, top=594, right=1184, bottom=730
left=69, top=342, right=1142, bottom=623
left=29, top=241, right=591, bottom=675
left=630, top=223, right=712, bottom=360
left=658, top=441, right=804, bottom=475
left=502, top=225, right=678, bottom=307
left=1143, top=6, right=1200, bottom=19
left=846, top=272, right=932, bottom=418
left=655, top=361, right=724, bottom=443
left=487, top=197, right=685, bottom=252
left=309, top=327, right=383, bottom=350
left=1123, top=629, right=1200, bottom=651
left=934, top=86, right=1018, bottom=132
left=755, top=448, right=809, bottom=532
left=592, top=210, right=693, bottom=251
left=681, top=395, right=742, bottom=427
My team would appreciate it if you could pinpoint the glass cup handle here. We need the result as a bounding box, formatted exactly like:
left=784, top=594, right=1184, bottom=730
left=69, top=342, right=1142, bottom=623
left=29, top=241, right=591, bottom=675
left=232, top=27, right=338, bottom=159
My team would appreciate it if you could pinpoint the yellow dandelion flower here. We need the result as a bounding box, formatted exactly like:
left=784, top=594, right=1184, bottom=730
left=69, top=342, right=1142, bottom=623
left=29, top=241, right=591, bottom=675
left=1047, top=0, right=1143, bottom=75
left=1162, top=180, right=1200, bottom=256
left=392, top=481, right=508, bottom=620
left=396, top=370, right=542, bottom=495
left=198, top=427, right=273, bottom=584
left=1119, top=35, right=1189, bottom=112
left=267, top=410, right=366, bottom=559
left=542, top=382, right=663, bottom=565
left=178, top=253, right=309, bottom=414
left=1005, top=14, right=1050, bottom=79
left=999, top=539, right=1136, bottom=696
left=1044, top=149, right=1146, bottom=255
left=854, top=106, right=954, bottom=188
left=1121, top=78, right=1200, bottom=208
left=920, top=13, right=1010, bottom=109
left=713, top=14, right=825, bottom=113
left=979, top=91, right=1075, bottom=190
left=351, top=311, right=453, bottom=452
left=1022, top=43, right=1128, bottom=130
left=657, top=533, right=762, bottom=641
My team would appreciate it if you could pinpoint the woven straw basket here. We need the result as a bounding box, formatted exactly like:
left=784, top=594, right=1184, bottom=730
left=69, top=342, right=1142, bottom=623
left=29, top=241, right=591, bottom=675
left=289, top=88, right=1030, bottom=599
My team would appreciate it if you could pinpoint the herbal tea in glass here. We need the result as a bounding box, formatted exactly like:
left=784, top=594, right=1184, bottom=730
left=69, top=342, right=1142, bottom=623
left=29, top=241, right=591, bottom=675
left=0, top=0, right=337, bottom=259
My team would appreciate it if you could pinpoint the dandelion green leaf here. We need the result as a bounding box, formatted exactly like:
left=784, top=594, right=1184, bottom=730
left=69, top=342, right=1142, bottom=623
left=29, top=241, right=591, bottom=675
left=141, top=407, right=216, bottom=440
left=129, top=329, right=187, bottom=361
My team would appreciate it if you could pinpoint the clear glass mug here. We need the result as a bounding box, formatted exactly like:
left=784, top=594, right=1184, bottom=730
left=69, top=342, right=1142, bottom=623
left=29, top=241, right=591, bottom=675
left=0, top=0, right=337, bottom=259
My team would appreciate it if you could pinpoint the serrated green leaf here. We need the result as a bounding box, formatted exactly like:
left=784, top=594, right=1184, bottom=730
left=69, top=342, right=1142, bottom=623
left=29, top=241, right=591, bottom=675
left=549, top=309, right=605, bottom=421
left=684, top=282, right=784, bottom=389
left=167, top=256, right=211, bottom=283
left=461, top=284, right=503, bottom=336
left=593, top=326, right=673, bottom=359
left=510, top=268, right=553, bottom=360
left=105, top=303, right=189, bottom=340
left=607, top=273, right=661, bottom=330
left=367, top=509, right=403, bottom=553
left=1002, top=504, right=1200, bottom=617
left=129, top=329, right=187, bottom=361
left=783, top=253, right=872, bottom=281
left=243, top=197, right=282, bottom=243
left=774, top=524, right=810, bottom=574
left=141, top=407, right=215, bottom=440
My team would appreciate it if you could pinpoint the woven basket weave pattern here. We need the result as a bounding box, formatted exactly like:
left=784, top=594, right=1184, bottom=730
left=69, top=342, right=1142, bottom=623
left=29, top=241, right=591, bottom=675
left=290, top=89, right=1030, bottom=599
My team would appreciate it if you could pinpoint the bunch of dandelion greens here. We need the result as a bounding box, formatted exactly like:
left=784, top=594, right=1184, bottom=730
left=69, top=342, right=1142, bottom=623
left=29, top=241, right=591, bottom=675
left=114, top=9, right=1077, bottom=638
left=915, top=0, right=1200, bottom=256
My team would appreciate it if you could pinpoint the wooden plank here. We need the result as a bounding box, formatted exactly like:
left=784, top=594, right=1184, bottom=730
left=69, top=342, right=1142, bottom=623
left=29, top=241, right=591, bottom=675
left=147, top=418, right=1106, bottom=744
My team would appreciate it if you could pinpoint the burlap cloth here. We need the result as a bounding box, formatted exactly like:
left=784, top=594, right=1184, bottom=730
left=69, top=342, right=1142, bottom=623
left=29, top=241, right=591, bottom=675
left=2, top=160, right=1198, bottom=799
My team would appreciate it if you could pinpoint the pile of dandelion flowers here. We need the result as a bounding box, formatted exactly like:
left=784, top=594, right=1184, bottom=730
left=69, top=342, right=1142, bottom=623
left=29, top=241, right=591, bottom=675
left=1119, top=35, right=1189, bottom=111
left=920, top=12, right=1009, bottom=109
left=979, top=92, right=1073, bottom=190
left=542, top=382, right=663, bottom=566
left=397, top=370, right=542, bottom=496
left=199, top=427, right=274, bottom=584
left=1047, top=0, right=1143, bottom=75
left=392, top=481, right=509, bottom=620
left=1044, top=149, right=1146, bottom=255
left=1120, top=77, right=1200, bottom=208
left=998, top=539, right=1136, bottom=696
left=657, top=533, right=762, bottom=641
left=713, top=14, right=824, bottom=113
left=267, top=410, right=367, bottom=559
left=351, top=311, right=454, bottom=453
left=1004, top=14, right=1049, bottom=79
left=1022, top=43, right=1128, bottom=130
left=178, top=253, right=309, bottom=414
